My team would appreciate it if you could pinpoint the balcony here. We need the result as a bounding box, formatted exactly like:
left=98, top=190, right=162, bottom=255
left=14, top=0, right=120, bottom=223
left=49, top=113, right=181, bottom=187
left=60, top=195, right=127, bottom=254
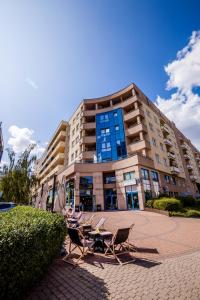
left=184, top=154, right=190, bottom=160
left=127, top=139, right=151, bottom=153
left=170, top=166, right=180, bottom=174
left=124, top=108, right=144, bottom=122
left=164, top=139, right=173, bottom=147
left=81, top=136, right=96, bottom=144
left=196, top=156, right=200, bottom=161
left=81, top=122, right=96, bottom=130
left=126, top=123, right=147, bottom=137
left=181, top=143, right=187, bottom=150
left=39, top=153, right=65, bottom=178
left=190, top=175, right=197, bottom=182
left=167, top=152, right=176, bottom=159
left=187, top=164, right=193, bottom=170
left=81, top=151, right=96, bottom=160
left=161, top=124, right=170, bottom=134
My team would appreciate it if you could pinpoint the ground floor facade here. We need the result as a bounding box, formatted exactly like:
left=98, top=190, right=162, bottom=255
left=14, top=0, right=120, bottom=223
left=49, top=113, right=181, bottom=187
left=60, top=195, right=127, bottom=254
left=39, top=154, right=200, bottom=212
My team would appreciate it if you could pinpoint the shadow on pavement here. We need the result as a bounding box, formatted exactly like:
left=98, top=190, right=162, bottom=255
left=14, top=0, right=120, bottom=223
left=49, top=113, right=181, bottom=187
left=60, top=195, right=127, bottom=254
left=25, top=259, right=109, bottom=300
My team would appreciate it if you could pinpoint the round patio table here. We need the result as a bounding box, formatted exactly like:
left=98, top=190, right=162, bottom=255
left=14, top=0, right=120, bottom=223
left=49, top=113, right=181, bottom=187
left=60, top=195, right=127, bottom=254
left=88, top=231, right=113, bottom=253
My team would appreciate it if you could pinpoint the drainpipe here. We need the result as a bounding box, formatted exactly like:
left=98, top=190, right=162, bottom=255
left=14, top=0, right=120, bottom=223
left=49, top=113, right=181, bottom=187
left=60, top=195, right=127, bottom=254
left=51, top=174, right=57, bottom=212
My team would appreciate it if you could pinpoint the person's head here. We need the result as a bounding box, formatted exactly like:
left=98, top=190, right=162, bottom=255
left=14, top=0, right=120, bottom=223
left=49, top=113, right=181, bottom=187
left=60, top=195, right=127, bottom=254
left=68, top=208, right=72, bottom=212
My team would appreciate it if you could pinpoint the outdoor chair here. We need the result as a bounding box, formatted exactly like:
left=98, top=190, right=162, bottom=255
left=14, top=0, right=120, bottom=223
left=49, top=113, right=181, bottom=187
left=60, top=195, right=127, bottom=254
left=63, top=227, right=94, bottom=265
left=104, top=227, right=136, bottom=265
left=122, top=223, right=137, bottom=251
left=93, top=217, right=106, bottom=230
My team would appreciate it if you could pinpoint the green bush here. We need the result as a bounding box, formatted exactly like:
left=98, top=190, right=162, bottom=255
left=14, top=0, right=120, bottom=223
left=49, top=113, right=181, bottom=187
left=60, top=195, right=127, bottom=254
left=0, top=206, right=66, bottom=300
left=153, top=197, right=182, bottom=211
left=177, top=196, right=196, bottom=207
left=186, top=209, right=200, bottom=218
left=145, top=200, right=154, bottom=208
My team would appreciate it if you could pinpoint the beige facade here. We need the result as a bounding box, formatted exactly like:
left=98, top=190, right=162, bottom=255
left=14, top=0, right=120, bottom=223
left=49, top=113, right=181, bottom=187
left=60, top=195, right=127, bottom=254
left=35, top=121, right=69, bottom=186
left=35, top=84, right=200, bottom=211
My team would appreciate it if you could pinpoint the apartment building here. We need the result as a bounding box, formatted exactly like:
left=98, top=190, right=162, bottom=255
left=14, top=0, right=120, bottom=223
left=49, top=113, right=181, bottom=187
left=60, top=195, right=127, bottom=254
left=36, top=84, right=200, bottom=211
left=0, top=122, right=3, bottom=163
left=35, top=121, right=69, bottom=186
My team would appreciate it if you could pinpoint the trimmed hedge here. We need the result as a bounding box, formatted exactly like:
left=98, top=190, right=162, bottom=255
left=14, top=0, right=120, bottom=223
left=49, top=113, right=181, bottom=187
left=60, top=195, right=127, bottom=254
left=153, top=197, right=182, bottom=211
left=170, top=208, right=200, bottom=218
left=177, top=196, right=196, bottom=207
left=0, top=206, right=66, bottom=300
left=145, top=199, right=154, bottom=208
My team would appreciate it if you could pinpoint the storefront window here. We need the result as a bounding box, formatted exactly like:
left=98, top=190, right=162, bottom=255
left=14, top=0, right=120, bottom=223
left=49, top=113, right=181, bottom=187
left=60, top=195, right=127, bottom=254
left=123, top=171, right=135, bottom=181
left=141, top=168, right=149, bottom=180
left=103, top=172, right=116, bottom=184
left=151, top=171, right=159, bottom=182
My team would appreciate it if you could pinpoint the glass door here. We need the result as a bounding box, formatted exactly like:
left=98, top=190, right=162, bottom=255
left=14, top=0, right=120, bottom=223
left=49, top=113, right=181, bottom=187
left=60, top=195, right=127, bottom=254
left=126, top=191, right=139, bottom=210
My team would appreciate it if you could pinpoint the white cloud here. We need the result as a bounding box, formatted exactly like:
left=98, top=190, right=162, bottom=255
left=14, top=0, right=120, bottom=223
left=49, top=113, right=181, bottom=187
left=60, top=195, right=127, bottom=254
left=8, top=125, right=45, bottom=155
left=25, top=77, right=39, bottom=90
left=155, top=30, right=200, bottom=149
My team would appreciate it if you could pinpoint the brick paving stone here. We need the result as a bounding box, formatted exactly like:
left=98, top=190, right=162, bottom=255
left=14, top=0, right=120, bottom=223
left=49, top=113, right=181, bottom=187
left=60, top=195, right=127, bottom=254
left=25, top=211, right=200, bottom=300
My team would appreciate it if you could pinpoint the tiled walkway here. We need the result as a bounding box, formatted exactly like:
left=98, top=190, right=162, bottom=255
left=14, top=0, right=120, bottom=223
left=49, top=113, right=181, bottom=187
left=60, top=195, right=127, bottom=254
left=26, top=211, right=200, bottom=300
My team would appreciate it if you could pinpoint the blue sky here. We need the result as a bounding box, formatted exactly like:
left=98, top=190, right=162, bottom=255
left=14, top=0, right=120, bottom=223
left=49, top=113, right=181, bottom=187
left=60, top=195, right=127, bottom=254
left=1, top=0, right=200, bottom=161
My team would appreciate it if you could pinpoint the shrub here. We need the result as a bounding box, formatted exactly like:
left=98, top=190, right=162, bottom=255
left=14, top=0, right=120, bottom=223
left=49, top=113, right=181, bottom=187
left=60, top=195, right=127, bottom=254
left=153, top=197, right=182, bottom=211
left=145, top=200, right=154, bottom=208
left=186, top=209, right=200, bottom=218
left=0, top=206, right=66, bottom=300
left=178, top=196, right=196, bottom=207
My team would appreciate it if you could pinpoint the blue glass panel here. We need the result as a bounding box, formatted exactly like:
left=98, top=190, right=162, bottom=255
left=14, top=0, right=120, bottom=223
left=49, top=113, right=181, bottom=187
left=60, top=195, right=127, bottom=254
left=96, top=108, right=127, bottom=162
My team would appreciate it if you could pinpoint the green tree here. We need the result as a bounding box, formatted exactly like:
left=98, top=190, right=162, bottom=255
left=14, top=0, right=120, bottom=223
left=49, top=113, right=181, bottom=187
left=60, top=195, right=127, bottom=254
left=0, top=145, right=38, bottom=204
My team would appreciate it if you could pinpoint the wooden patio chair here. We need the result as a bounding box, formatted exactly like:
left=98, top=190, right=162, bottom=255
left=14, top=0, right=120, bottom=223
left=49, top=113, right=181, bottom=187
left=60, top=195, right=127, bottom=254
left=93, top=217, right=106, bottom=230
left=104, top=227, right=136, bottom=265
left=63, top=227, right=94, bottom=265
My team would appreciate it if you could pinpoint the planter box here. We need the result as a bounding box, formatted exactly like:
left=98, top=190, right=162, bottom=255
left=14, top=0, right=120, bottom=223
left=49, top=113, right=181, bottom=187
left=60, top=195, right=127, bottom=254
left=144, top=207, right=169, bottom=216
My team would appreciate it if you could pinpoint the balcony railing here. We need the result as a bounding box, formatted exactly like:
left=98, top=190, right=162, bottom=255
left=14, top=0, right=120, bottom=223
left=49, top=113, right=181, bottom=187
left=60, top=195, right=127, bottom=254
left=161, top=124, right=169, bottom=134
left=187, top=164, right=193, bottom=170
left=181, top=143, right=187, bottom=150
left=184, top=154, right=190, bottom=160
left=164, top=139, right=173, bottom=147
left=167, top=152, right=176, bottom=159
left=170, top=166, right=180, bottom=174
left=190, top=175, right=197, bottom=181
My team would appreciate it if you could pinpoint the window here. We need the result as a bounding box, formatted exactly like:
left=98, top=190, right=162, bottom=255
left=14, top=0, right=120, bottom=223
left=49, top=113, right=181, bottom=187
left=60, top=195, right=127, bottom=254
left=141, top=168, right=149, bottom=180
left=115, top=125, right=119, bottom=131
left=76, top=136, right=79, bottom=144
left=172, top=177, right=176, bottom=185
left=101, top=128, right=110, bottom=135
left=164, top=175, right=171, bottom=183
left=72, top=129, right=75, bottom=136
left=75, top=150, right=78, bottom=158
left=72, top=140, right=75, bottom=148
left=123, top=171, right=135, bottom=181
left=71, top=153, right=74, bottom=161
left=146, top=110, right=151, bottom=118
left=152, top=138, right=157, bottom=146
left=102, top=142, right=111, bottom=152
left=163, top=158, right=168, bottom=167
left=76, top=124, right=79, bottom=131
left=154, top=116, right=158, bottom=123
left=100, top=114, right=109, bottom=122
left=149, top=122, right=154, bottom=131
left=151, top=171, right=159, bottom=182
left=103, top=172, right=116, bottom=184
left=114, top=112, right=118, bottom=117
left=157, top=129, right=162, bottom=137
left=155, top=154, right=160, bottom=164
left=160, top=143, right=164, bottom=151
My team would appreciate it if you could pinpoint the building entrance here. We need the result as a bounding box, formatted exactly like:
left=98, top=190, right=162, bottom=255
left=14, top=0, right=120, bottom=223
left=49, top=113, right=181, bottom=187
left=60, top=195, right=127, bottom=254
left=126, top=191, right=139, bottom=210
left=104, top=189, right=118, bottom=210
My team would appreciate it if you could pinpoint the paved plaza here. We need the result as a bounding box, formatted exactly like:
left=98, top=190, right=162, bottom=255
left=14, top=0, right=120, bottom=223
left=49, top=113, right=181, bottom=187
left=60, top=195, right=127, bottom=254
left=26, top=211, right=200, bottom=300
